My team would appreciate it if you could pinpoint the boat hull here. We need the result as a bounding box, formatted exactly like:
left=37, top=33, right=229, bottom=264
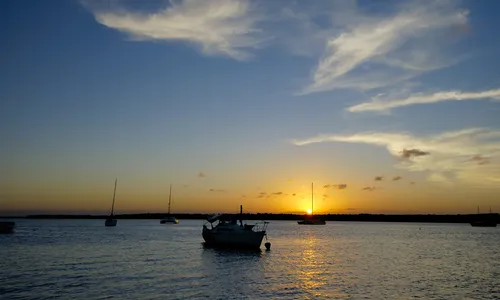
left=105, top=218, right=117, bottom=227
left=160, top=219, right=179, bottom=224
left=0, top=222, right=15, bottom=234
left=202, top=227, right=266, bottom=249
left=470, top=222, right=497, bottom=227
left=298, top=219, right=326, bottom=225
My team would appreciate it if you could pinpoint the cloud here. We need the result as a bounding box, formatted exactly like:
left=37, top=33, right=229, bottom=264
left=410, top=181, right=416, bottom=185
left=362, top=187, right=376, bottom=191
left=324, top=183, right=348, bottom=190
left=300, top=1, right=469, bottom=94
left=336, top=184, right=347, bottom=190
left=467, top=155, right=490, bottom=165
left=292, top=193, right=296, bottom=196
left=292, top=128, right=500, bottom=186
left=87, top=0, right=266, bottom=60
left=348, top=89, right=500, bottom=112
left=198, top=172, right=206, bottom=178
left=374, top=176, right=383, bottom=181
left=209, top=188, right=226, bottom=192
left=272, top=192, right=283, bottom=196
left=400, top=149, right=430, bottom=159
left=393, top=176, right=402, bottom=181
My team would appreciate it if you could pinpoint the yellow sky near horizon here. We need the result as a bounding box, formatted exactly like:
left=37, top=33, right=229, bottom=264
left=2, top=179, right=498, bottom=215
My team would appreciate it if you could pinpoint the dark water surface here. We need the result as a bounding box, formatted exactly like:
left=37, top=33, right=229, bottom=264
left=1, top=219, right=500, bottom=299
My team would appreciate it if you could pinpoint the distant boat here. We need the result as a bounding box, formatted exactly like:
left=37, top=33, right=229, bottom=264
left=470, top=221, right=497, bottom=227
left=202, top=205, right=270, bottom=249
left=470, top=206, right=497, bottom=227
left=0, top=221, right=15, bottom=234
left=298, top=183, right=326, bottom=225
left=160, top=184, right=179, bottom=224
left=105, top=179, right=118, bottom=227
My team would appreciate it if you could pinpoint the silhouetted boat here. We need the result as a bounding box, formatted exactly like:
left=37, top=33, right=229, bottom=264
left=0, top=221, right=15, bottom=234
left=160, top=184, right=179, bottom=224
left=470, top=221, right=497, bottom=227
left=105, top=179, right=118, bottom=227
left=470, top=206, right=497, bottom=227
left=298, top=183, right=326, bottom=225
left=202, top=205, right=270, bottom=249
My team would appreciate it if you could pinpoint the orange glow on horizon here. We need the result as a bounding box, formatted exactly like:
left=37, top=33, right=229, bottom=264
left=306, top=209, right=312, bottom=215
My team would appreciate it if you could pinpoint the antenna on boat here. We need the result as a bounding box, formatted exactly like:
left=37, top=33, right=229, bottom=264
left=240, top=205, right=243, bottom=226
left=477, top=206, right=480, bottom=215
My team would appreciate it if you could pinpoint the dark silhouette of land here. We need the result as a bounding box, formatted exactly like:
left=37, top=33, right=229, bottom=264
left=6, top=212, right=498, bottom=224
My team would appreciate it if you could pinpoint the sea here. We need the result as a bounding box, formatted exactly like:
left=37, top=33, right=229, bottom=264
left=1, top=219, right=500, bottom=299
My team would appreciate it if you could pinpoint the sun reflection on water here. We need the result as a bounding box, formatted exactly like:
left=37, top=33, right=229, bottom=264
left=296, top=234, right=330, bottom=298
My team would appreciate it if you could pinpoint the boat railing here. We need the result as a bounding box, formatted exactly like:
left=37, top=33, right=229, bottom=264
left=252, top=221, right=269, bottom=232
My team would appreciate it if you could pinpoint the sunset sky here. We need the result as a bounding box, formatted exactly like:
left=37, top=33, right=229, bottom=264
left=2, top=0, right=500, bottom=215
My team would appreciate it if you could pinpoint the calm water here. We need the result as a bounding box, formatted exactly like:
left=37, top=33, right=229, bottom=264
left=1, top=219, right=500, bottom=299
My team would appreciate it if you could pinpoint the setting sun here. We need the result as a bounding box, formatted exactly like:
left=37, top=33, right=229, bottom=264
left=306, top=209, right=312, bottom=215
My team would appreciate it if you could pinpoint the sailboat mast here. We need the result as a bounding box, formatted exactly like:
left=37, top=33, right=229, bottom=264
left=240, top=205, right=243, bottom=226
left=110, top=178, right=117, bottom=215
left=477, top=206, right=480, bottom=214
left=168, top=184, right=172, bottom=214
left=311, top=182, right=314, bottom=216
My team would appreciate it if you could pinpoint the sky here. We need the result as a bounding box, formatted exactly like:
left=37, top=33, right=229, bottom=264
left=2, top=0, right=500, bottom=215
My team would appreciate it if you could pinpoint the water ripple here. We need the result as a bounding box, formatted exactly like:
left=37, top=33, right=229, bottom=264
left=2, top=220, right=500, bottom=299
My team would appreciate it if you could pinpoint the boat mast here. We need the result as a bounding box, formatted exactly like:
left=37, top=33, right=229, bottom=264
left=311, top=182, right=314, bottom=216
left=477, top=206, right=479, bottom=214
left=110, top=178, right=117, bottom=216
left=168, top=184, right=172, bottom=215
left=240, top=205, right=243, bottom=226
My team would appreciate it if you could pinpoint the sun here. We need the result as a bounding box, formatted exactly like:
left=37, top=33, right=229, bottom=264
left=306, top=209, right=312, bottom=215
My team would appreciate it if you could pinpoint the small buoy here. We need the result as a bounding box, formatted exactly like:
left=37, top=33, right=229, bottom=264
left=265, top=242, right=271, bottom=250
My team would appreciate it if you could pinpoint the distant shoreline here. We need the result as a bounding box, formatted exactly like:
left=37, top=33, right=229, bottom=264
left=2, top=213, right=499, bottom=224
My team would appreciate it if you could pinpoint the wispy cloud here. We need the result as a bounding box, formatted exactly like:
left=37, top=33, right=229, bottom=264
left=467, top=155, right=490, bottom=165
left=393, top=176, right=402, bottom=181
left=324, top=183, right=347, bottom=190
left=301, top=1, right=469, bottom=94
left=292, top=128, right=500, bottom=186
left=348, top=89, right=500, bottom=112
left=87, top=0, right=266, bottom=60
left=198, top=172, right=206, bottom=178
left=362, top=186, right=376, bottom=191
left=374, top=176, right=383, bottom=181
left=209, top=188, right=226, bottom=192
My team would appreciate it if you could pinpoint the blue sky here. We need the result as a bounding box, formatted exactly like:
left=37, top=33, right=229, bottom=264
left=2, top=0, right=500, bottom=214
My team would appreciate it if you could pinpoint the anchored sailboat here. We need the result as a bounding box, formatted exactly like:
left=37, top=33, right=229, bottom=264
left=104, top=179, right=118, bottom=227
left=470, top=206, right=497, bottom=227
left=160, top=184, right=179, bottom=224
left=298, top=183, right=326, bottom=225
